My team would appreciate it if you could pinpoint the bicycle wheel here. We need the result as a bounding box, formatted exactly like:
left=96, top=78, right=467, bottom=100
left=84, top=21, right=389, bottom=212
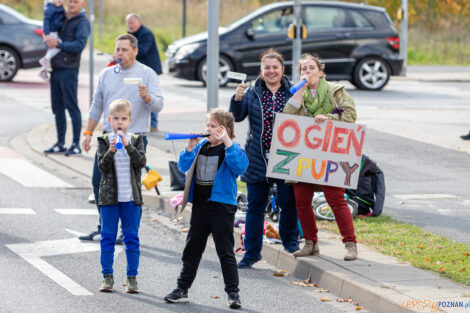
left=314, top=201, right=358, bottom=221
left=265, top=201, right=279, bottom=223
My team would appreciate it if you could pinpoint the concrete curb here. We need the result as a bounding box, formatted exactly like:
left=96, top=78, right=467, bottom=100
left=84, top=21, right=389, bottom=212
left=142, top=193, right=433, bottom=313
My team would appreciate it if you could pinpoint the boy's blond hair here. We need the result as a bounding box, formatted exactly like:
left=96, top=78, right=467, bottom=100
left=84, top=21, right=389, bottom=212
left=109, top=99, right=132, bottom=116
left=207, top=108, right=236, bottom=139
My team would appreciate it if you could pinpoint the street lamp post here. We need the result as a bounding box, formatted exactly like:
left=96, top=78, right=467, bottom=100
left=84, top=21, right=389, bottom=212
left=207, top=0, right=219, bottom=111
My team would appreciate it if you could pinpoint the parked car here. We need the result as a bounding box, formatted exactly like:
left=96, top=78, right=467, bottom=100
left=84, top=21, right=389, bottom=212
left=0, top=4, right=46, bottom=81
left=166, top=1, right=403, bottom=90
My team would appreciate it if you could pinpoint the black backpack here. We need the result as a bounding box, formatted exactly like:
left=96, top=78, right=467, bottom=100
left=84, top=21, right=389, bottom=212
left=346, top=155, right=385, bottom=216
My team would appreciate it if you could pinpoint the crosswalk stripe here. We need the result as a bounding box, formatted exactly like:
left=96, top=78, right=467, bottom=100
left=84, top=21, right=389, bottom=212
left=0, top=158, right=73, bottom=188
left=55, top=209, right=98, bottom=215
left=394, top=194, right=459, bottom=200
left=0, top=208, right=36, bottom=214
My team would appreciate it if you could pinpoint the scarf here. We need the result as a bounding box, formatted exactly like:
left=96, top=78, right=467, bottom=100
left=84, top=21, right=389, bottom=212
left=302, top=78, right=334, bottom=118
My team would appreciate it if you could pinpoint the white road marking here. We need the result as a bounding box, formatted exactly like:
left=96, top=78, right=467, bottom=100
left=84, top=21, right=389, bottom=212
left=394, top=194, right=460, bottom=200
left=6, top=233, right=123, bottom=296
left=55, top=209, right=98, bottom=215
left=0, top=158, right=73, bottom=188
left=0, top=208, right=36, bottom=214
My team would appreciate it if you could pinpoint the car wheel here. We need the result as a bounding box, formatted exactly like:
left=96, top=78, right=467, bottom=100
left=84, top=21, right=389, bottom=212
left=197, top=55, right=233, bottom=87
left=353, top=57, right=390, bottom=90
left=0, top=46, right=20, bottom=82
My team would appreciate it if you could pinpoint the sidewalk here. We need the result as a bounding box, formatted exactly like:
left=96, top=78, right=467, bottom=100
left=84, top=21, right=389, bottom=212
left=25, top=122, right=470, bottom=313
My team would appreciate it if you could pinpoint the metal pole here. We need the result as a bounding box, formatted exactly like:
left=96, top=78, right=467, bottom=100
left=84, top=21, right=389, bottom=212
left=89, top=0, right=94, bottom=106
left=98, top=0, right=102, bottom=43
left=400, top=0, right=408, bottom=76
left=207, top=0, right=219, bottom=111
left=182, top=0, right=187, bottom=38
left=292, top=0, right=302, bottom=82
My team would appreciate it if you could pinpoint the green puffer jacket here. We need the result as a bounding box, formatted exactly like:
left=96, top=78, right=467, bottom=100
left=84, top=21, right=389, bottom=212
left=97, top=133, right=146, bottom=206
left=284, top=81, right=357, bottom=123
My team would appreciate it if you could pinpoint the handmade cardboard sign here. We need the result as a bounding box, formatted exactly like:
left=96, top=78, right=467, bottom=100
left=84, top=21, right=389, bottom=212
left=266, top=113, right=366, bottom=189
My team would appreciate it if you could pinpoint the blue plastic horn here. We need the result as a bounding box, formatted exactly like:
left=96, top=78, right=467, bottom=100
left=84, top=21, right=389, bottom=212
left=113, top=59, right=122, bottom=74
left=115, top=135, right=123, bottom=149
left=164, top=133, right=209, bottom=140
left=289, top=79, right=306, bottom=94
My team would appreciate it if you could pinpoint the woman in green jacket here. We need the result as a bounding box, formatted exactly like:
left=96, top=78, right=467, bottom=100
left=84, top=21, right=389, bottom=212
left=284, top=53, right=358, bottom=261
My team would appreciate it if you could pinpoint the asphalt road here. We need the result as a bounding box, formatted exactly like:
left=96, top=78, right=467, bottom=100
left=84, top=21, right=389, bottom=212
left=0, top=72, right=368, bottom=312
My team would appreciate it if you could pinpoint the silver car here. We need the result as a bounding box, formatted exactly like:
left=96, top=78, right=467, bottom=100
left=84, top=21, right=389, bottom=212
left=0, top=4, right=46, bottom=81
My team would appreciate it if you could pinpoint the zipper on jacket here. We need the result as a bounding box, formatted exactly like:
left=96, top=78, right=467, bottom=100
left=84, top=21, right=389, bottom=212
left=253, top=82, right=269, bottom=184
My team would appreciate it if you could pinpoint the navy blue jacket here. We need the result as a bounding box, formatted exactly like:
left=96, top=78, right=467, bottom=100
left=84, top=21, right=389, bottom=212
left=52, top=10, right=90, bottom=70
left=130, top=25, right=162, bottom=75
left=229, top=76, right=292, bottom=184
left=43, top=2, right=65, bottom=34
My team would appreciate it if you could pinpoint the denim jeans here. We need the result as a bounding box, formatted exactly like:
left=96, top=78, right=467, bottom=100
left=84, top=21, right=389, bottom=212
left=92, top=135, right=148, bottom=226
left=150, top=112, right=158, bottom=128
left=100, top=201, right=141, bottom=276
left=50, top=68, right=81, bottom=145
left=243, top=179, right=299, bottom=261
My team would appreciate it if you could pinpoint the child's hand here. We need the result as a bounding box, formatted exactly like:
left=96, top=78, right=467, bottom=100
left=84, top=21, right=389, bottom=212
left=234, top=83, right=245, bottom=101
left=215, top=126, right=232, bottom=147
left=110, top=138, right=117, bottom=152
left=116, top=130, right=128, bottom=146
left=186, top=133, right=200, bottom=152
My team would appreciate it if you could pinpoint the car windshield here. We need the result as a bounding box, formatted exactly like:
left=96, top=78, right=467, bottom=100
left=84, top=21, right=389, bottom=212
left=0, top=4, right=30, bottom=23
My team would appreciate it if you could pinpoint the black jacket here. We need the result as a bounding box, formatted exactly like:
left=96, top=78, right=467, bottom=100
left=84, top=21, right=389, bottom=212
left=130, top=25, right=162, bottom=75
left=51, top=10, right=90, bottom=70
left=97, top=133, right=146, bottom=206
left=346, top=154, right=385, bottom=216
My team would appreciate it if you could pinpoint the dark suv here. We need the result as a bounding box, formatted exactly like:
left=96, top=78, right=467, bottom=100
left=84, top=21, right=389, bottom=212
left=166, top=1, right=403, bottom=90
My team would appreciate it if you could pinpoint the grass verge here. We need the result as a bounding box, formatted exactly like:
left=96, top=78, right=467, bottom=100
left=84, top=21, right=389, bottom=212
left=317, top=215, right=470, bottom=286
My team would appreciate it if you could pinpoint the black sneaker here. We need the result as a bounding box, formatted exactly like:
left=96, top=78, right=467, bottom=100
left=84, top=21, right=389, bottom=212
left=461, top=132, right=470, bottom=140
left=115, top=233, right=124, bottom=245
left=227, top=293, right=242, bottom=309
left=44, top=143, right=66, bottom=154
left=79, top=229, right=100, bottom=241
left=164, top=287, right=188, bottom=303
left=65, top=142, right=81, bottom=156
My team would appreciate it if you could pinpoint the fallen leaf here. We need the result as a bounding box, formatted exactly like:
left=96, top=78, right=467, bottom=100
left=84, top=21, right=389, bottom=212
left=464, top=252, right=470, bottom=256
left=312, top=283, right=318, bottom=287
left=424, top=258, right=430, bottom=262
left=148, top=207, right=153, bottom=211
left=211, top=295, right=220, bottom=299
left=273, top=271, right=287, bottom=277
left=315, top=289, right=329, bottom=293
left=181, top=228, right=189, bottom=233
left=122, top=284, right=126, bottom=286
left=398, top=201, right=405, bottom=205
left=417, top=244, right=424, bottom=249
left=439, top=267, right=444, bottom=271
left=399, top=242, right=406, bottom=246
left=212, top=275, right=218, bottom=278
left=461, top=268, right=466, bottom=272
left=149, top=217, right=159, bottom=221
left=320, top=296, right=329, bottom=302
left=355, top=306, right=364, bottom=311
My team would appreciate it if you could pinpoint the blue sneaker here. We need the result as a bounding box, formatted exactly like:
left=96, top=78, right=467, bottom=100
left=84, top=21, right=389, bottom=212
left=65, top=142, right=81, bottom=156
left=237, top=257, right=261, bottom=269
left=44, top=142, right=66, bottom=154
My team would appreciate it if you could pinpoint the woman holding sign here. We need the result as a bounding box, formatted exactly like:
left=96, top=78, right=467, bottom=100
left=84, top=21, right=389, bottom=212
left=229, top=49, right=300, bottom=269
left=284, top=53, right=358, bottom=261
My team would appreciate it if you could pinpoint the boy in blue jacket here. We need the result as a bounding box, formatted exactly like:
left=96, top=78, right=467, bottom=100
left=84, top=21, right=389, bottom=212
left=164, top=109, right=248, bottom=309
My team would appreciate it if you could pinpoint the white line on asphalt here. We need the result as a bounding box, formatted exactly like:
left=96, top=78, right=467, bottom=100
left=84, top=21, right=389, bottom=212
left=55, top=209, right=98, bottom=215
left=394, top=194, right=460, bottom=200
left=0, top=158, right=73, bottom=188
left=0, top=208, right=36, bottom=214
left=461, top=200, right=470, bottom=206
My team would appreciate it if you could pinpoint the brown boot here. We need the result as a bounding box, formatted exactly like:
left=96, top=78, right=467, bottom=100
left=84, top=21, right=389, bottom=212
left=293, top=240, right=320, bottom=257
left=344, top=242, right=358, bottom=261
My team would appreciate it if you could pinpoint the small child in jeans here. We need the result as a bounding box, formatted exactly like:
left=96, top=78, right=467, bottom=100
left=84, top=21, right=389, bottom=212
left=97, top=99, right=146, bottom=293
left=164, top=109, right=248, bottom=309
left=39, top=0, right=65, bottom=80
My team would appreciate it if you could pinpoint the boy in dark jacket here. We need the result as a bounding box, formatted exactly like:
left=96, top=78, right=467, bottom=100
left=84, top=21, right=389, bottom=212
left=39, top=0, right=65, bottom=80
left=97, top=99, right=146, bottom=294
left=164, top=109, right=248, bottom=309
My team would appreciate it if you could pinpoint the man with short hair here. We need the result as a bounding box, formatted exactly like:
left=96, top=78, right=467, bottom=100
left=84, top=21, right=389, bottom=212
left=79, top=33, right=164, bottom=242
left=44, top=0, right=90, bottom=156
left=126, top=13, right=163, bottom=132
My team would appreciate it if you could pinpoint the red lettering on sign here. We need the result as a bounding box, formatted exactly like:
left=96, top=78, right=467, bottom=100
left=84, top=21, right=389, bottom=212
left=330, top=127, right=348, bottom=154
left=304, top=124, right=323, bottom=149
left=277, top=119, right=301, bottom=148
